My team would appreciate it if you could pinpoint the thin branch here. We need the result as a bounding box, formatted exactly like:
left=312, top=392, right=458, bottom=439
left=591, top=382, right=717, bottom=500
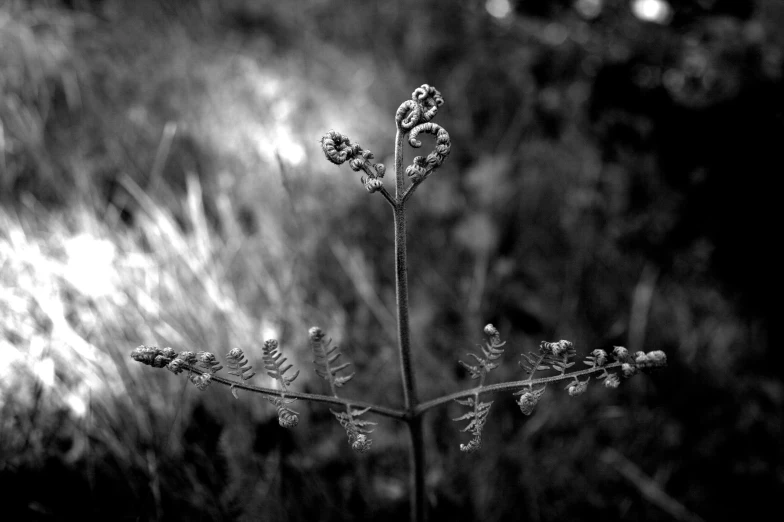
left=378, top=186, right=397, bottom=208
left=183, top=366, right=407, bottom=420
left=401, top=179, right=422, bottom=204
left=393, top=123, right=424, bottom=522
left=359, top=163, right=397, bottom=207
left=415, top=362, right=623, bottom=416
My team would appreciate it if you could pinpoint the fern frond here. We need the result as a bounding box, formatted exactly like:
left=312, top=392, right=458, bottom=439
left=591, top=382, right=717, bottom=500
left=261, top=339, right=300, bottom=388
left=330, top=406, right=377, bottom=453
left=265, top=396, right=300, bottom=428
left=226, top=348, right=256, bottom=380
left=454, top=325, right=506, bottom=453
left=452, top=397, right=493, bottom=453
left=310, top=327, right=355, bottom=387
left=225, top=348, right=257, bottom=398
left=310, top=326, right=374, bottom=452
left=457, top=324, right=506, bottom=380
left=519, top=340, right=576, bottom=376
left=259, top=339, right=300, bottom=427
left=512, top=385, right=547, bottom=415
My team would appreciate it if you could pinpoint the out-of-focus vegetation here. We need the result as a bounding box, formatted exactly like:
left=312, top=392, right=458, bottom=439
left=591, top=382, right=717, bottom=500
left=1, top=0, right=781, bottom=520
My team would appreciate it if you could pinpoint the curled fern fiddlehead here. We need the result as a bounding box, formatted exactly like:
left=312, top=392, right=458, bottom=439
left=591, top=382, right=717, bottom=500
left=453, top=324, right=506, bottom=452
left=320, top=130, right=386, bottom=193
left=310, top=326, right=376, bottom=452
left=405, top=122, right=451, bottom=182
left=261, top=339, right=300, bottom=428
left=395, top=84, right=444, bottom=130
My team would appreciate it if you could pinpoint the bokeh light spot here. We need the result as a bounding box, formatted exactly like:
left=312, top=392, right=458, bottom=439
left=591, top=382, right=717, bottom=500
left=486, top=0, right=512, bottom=19
left=575, top=0, right=603, bottom=20
left=631, top=0, right=672, bottom=24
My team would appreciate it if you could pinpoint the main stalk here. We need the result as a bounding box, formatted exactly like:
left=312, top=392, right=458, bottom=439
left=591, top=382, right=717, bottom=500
left=393, top=128, right=426, bottom=522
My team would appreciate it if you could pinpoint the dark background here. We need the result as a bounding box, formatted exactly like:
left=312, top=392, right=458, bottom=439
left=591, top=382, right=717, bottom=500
left=1, top=0, right=781, bottom=520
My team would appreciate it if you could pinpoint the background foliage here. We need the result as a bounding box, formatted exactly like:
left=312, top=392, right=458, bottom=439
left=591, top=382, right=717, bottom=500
left=1, top=0, right=781, bottom=520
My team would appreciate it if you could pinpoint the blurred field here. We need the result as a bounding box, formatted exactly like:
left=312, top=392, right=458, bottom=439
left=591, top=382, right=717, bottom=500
left=1, top=0, right=782, bottom=520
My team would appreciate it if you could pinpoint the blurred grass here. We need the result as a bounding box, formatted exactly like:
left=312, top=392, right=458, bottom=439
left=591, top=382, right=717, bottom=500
left=1, top=0, right=782, bottom=520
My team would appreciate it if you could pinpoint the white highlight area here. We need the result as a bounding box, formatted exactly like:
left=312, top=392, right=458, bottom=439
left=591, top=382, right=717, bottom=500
left=631, top=0, right=672, bottom=24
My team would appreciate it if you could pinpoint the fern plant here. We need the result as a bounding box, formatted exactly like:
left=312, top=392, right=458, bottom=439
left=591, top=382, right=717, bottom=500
left=130, top=84, right=666, bottom=522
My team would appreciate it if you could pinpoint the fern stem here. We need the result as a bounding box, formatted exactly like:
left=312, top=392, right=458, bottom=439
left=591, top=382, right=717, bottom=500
left=415, top=362, right=623, bottom=415
left=408, top=416, right=426, bottom=522
left=183, top=366, right=407, bottom=419
left=394, top=126, right=425, bottom=522
left=393, top=127, right=418, bottom=411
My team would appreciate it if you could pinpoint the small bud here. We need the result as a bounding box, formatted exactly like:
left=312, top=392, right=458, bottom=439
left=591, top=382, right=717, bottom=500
left=278, top=409, right=299, bottom=429
left=514, top=385, right=546, bottom=416
left=131, top=345, right=177, bottom=367
left=189, top=372, right=212, bottom=391
left=263, top=339, right=279, bottom=351
left=622, top=363, right=638, bottom=378
left=179, top=351, right=197, bottom=365
left=645, top=350, right=667, bottom=368
left=541, top=340, right=573, bottom=357
left=166, top=358, right=186, bottom=375
left=199, top=352, right=217, bottom=364
left=604, top=374, right=621, bottom=388
left=566, top=378, right=589, bottom=396
left=197, top=351, right=223, bottom=373
left=228, top=348, right=244, bottom=360
left=365, top=178, right=383, bottom=193
left=308, top=327, right=325, bottom=343
left=635, top=352, right=650, bottom=366
left=351, top=434, right=372, bottom=454
left=591, top=349, right=608, bottom=366
left=516, top=392, right=538, bottom=415
left=131, top=346, right=160, bottom=366
left=484, top=324, right=501, bottom=345
left=152, top=355, right=170, bottom=368
left=613, top=346, right=629, bottom=361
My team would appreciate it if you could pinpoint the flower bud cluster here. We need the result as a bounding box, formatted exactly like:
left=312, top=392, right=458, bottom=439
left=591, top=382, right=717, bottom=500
left=635, top=350, right=667, bottom=369
left=540, top=340, right=573, bottom=357
left=131, top=345, right=177, bottom=368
